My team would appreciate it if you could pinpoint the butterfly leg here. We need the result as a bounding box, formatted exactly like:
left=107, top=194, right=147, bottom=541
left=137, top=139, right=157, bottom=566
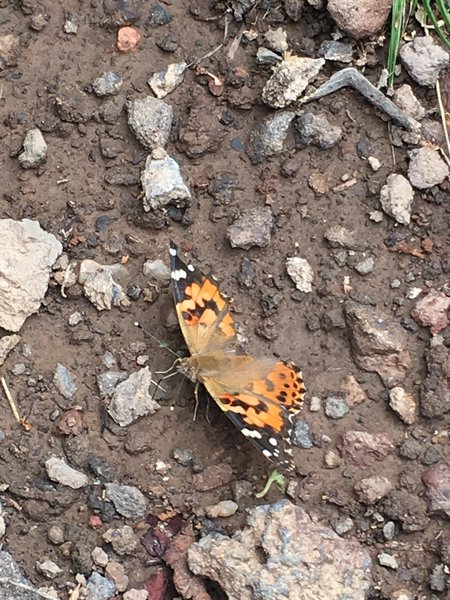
left=193, top=380, right=200, bottom=422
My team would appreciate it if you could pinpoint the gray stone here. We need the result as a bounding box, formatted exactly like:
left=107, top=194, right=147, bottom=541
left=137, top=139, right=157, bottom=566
left=173, top=447, right=193, bottom=466
left=383, top=521, right=395, bottom=541
left=0, top=550, right=41, bottom=600
left=127, top=96, right=173, bottom=150
left=205, top=500, right=239, bottom=518
left=142, top=258, right=171, bottom=281
left=18, top=128, right=47, bottom=168
left=292, top=420, right=313, bottom=449
left=97, top=371, right=128, bottom=397
left=78, top=259, right=128, bottom=285
left=324, top=225, right=369, bottom=251
left=256, top=47, right=282, bottom=66
left=107, top=367, right=160, bottom=427
left=93, top=71, right=123, bottom=96
left=0, top=334, right=20, bottom=366
left=335, top=517, right=353, bottom=535
left=262, top=56, right=325, bottom=108
left=35, top=560, right=62, bottom=579
left=141, top=148, right=191, bottom=211
left=420, top=344, right=450, bottom=419
left=247, top=111, right=295, bottom=163
left=83, top=269, right=130, bottom=311
left=45, top=456, right=89, bottom=489
left=380, top=174, right=414, bottom=225
left=393, top=84, right=425, bottom=120
left=227, top=206, right=273, bottom=250
left=148, top=62, right=186, bottom=98
left=103, top=525, right=139, bottom=555
left=296, top=112, right=342, bottom=149
left=188, top=500, right=372, bottom=600
left=325, top=396, right=349, bottom=419
left=389, top=387, right=416, bottom=425
left=408, top=147, right=449, bottom=190
left=264, top=28, right=288, bottom=53
left=105, top=483, right=147, bottom=519
left=429, top=563, right=446, bottom=592
left=377, top=552, right=398, bottom=570
left=0, top=219, right=62, bottom=332
left=91, top=546, right=109, bottom=568
left=54, top=363, right=77, bottom=400
left=86, top=571, right=117, bottom=600
left=286, top=257, right=313, bottom=293
left=354, top=257, right=374, bottom=275
left=318, top=40, right=353, bottom=63
left=423, top=464, right=450, bottom=517
left=400, top=36, right=449, bottom=87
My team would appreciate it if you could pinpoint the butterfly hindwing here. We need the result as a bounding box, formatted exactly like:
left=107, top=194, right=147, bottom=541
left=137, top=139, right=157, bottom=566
left=202, top=359, right=305, bottom=471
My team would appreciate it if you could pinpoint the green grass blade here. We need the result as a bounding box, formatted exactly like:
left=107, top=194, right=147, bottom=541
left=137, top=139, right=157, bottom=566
left=423, top=0, right=450, bottom=50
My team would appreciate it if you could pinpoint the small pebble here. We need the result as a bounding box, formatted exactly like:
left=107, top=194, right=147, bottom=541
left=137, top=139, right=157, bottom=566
left=92, top=547, right=109, bottom=568
left=205, top=500, right=239, bottom=518
left=35, top=560, right=62, bottom=579
left=309, top=396, right=321, bottom=412
left=92, top=72, right=123, bottom=96
left=0, top=516, right=5, bottom=539
left=354, top=257, right=374, bottom=275
left=103, top=525, right=139, bottom=555
left=324, top=450, right=341, bottom=468
left=47, top=526, right=65, bottom=545
left=378, top=552, right=398, bottom=570
left=324, top=396, right=349, bottom=419
left=68, top=312, right=83, bottom=326
left=292, top=420, right=313, bottom=449
left=390, top=279, right=401, bottom=289
left=124, top=591, right=149, bottom=600
left=173, top=447, right=193, bottom=466
left=105, top=561, right=129, bottom=592
left=143, top=259, right=171, bottom=281
left=335, top=517, right=353, bottom=535
left=383, top=521, right=396, bottom=541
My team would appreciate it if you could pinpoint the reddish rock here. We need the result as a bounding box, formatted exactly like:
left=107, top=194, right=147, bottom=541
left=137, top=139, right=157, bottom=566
left=339, top=374, right=366, bottom=406
left=339, top=430, right=395, bottom=467
left=423, top=464, right=450, bottom=517
left=117, top=26, right=141, bottom=52
left=328, top=0, right=392, bottom=39
left=193, top=464, right=234, bottom=491
left=88, top=515, right=103, bottom=529
left=411, top=290, right=450, bottom=334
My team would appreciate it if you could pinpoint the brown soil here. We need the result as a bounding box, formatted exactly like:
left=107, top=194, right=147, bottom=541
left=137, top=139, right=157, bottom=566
left=0, top=1, right=449, bottom=599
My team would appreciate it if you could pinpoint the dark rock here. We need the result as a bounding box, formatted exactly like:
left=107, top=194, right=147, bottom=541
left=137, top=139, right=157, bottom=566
left=148, top=3, right=172, bottom=26
left=247, top=111, right=295, bottom=163
left=55, top=86, right=95, bottom=123
left=237, top=257, right=257, bottom=288
left=156, top=34, right=179, bottom=52
left=399, top=439, right=421, bottom=460
left=420, top=344, right=450, bottom=418
left=380, top=490, right=429, bottom=532
left=178, top=90, right=226, bottom=158
left=227, top=206, right=273, bottom=250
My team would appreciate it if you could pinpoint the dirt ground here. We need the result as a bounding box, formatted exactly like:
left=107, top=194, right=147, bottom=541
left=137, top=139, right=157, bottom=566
left=0, top=1, right=449, bottom=599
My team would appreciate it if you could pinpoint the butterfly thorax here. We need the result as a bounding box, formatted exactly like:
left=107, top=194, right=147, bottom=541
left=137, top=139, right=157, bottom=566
left=177, top=351, right=253, bottom=385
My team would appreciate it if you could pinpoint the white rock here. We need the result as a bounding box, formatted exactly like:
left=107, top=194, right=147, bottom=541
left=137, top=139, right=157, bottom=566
left=368, top=156, right=381, bottom=171
left=0, top=516, right=5, bottom=539
left=0, top=334, right=21, bottom=366
left=286, top=257, right=313, bottom=293
left=148, top=62, right=186, bottom=98
left=108, top=367, right=160, bottom=426
left=262, top=55, right=325, bottom=108
left=78, top=259, right=128, bottom=285
left=264, top=28, right=288, bottom=53
left=378, top=552, right=398, bottom=570
left=380, top=174, right=414, bottom=225
left=81, top=266, right=130, bottom=312
left=141, top=148, right=191, bottom=211
left=389, top=387, right=416, bottom=425
left=92, top=546, right=109, bottom=567
left=393, top=84, right=425, bottom=120
left=45, top=457, right=89, bottom=489
left=0, top=219, right=62, bottom=332
left=408, top=147, right=449, bottom=189
left=19, top=128, right=47, bottom=168
left=36, top=560, right=62, bottom=579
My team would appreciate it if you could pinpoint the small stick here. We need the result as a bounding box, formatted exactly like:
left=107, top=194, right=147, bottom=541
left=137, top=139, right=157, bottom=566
left=301, top=67, right=420, bottom=131
left=0, top=577, right=58, bottom=599
left=1, top=377, right=31, bottom=430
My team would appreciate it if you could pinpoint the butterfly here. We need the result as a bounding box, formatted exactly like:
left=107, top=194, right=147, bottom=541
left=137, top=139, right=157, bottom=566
left=169, top=240, right=305, bottom=471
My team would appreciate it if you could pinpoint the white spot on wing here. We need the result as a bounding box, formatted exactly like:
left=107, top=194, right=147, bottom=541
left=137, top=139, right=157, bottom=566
left=187, top=264, right=195, bottom=272
left=241, top=428, right=262, bottom=440
left=169, top=247, right=177, bottom=256
left=268, top=437, right=278, bottom=447
left=262, top=449, right=273, bottom=459
left=172, top=269, right=187, bottom=281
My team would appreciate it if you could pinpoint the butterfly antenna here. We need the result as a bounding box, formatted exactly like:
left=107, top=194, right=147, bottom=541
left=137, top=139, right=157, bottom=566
left=134, top=321, right=179, bottom=358
left=155, top=356, right=181, bottom=375
left=193, top=381, right=200, bottom=422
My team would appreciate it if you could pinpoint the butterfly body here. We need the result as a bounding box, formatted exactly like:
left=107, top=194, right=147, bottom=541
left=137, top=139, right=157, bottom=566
left=169, top=241, right=305, bottom=471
